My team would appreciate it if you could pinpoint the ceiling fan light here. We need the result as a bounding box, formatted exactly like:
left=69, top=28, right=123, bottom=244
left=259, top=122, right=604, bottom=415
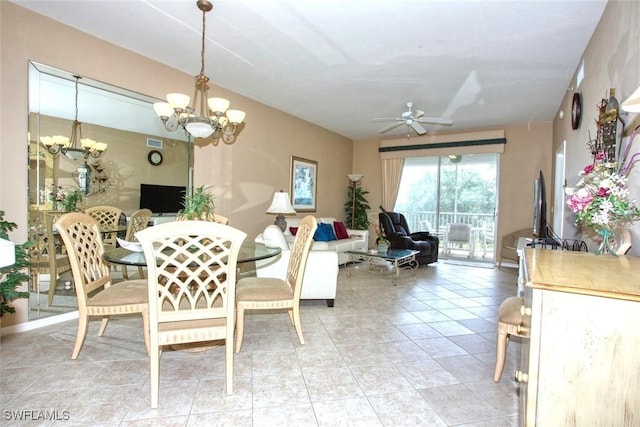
left=185, top=119, right=215, bottom=138
left=208, top=97, right=230, bottom=114
left=226, top=109, right=246, bottom=124
left=153, top=102, right=174, bottom=118
left=166, top=93, right=190, bottom=110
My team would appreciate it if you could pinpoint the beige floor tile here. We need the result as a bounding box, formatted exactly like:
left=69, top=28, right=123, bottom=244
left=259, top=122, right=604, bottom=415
left=1, top=262, right=522, bottom=426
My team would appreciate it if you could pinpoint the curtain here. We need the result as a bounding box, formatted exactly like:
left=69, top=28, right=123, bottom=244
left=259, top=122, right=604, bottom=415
left=381, top=158, right=404, bottom=211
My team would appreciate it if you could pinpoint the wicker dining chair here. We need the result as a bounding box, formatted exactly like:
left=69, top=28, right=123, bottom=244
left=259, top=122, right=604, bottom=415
left=121, top=208, right=152, bottom=280
left=235, top=215, right=317, bottom=353
left=136, top=220, right=247, bottom=408
left=85, top=205, right=123, bottom=247
left=54, top=212, right=149, bottom=360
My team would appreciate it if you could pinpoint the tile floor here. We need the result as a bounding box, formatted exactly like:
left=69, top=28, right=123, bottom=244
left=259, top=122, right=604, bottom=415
left=1, top=261, right=522, bottom=426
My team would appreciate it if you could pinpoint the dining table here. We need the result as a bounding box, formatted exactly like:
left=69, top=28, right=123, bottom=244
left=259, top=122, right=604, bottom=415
left=103, top=241, right=282, bottom=267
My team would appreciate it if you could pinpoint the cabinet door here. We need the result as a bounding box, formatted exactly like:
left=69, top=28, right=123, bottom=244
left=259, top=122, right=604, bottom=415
left=533, top=290, right=640, bottom=426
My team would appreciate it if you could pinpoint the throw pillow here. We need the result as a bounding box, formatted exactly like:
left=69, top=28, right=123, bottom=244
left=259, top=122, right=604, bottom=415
left=313, top=225, right=329, bottom=241
left=322, top=222, right=337, bottom=241
left=289, top=227, right=298, bottom=236
left=333, top=221, right=349, bottom=239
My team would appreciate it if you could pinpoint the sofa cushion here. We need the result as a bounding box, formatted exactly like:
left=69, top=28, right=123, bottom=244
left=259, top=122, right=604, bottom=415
left=262, top=225, right=289, bottom=249
left=333, top=221, right=349, bottom=239
left=314, top=223, right=335, bottom=241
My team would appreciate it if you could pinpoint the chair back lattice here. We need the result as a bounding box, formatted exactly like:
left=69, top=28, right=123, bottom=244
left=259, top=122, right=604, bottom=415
left=135, top=221, right=247, bottom=332
left=286, top=215, right=318, bottom=300
left=85, top=206, right=123, bottom=245
left=54, top=213, right=111, bottom=308
left=125, top=209, right=152, bottom=242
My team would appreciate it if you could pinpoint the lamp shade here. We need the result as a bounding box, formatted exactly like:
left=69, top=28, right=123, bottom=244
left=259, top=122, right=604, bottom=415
left=266, top=191, right=296, bottom=214
left=0, top=237, right=15, bottom=268
left=347, top=174, right=364, bottom=182
left=622, top=86, right=640, bottom=113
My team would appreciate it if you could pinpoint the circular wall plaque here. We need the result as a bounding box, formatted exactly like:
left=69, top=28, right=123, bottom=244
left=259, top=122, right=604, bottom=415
left=571, top=92, right=582, bottom=130
left=147, top=150, right=163, bottom=166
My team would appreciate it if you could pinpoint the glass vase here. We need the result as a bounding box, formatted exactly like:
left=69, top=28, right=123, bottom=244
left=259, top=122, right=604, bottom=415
left=594, top=229, right=617, bottom=256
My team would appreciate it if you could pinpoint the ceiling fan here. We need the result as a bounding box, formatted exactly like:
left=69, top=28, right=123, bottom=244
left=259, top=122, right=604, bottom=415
left=372, top=101, right=453, bottom=136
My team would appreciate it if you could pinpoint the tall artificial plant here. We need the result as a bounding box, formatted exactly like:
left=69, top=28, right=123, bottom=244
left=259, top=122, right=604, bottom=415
left=0, top=210, right=30, bottom=316
left=344, top=185, right=371, bottom=230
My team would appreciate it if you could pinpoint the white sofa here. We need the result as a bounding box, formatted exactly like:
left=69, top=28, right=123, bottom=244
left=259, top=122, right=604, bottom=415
left=283, top=216, right=368, bottom=265
left=255, top=225, right=339, bottom=307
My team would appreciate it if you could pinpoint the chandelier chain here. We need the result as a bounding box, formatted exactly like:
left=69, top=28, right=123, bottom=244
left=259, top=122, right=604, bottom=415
left=199, top=6, right=206, bottom=76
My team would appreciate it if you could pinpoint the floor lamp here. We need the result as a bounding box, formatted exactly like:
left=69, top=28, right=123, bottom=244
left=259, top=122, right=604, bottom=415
left=347, top=174, right=364, bottom=229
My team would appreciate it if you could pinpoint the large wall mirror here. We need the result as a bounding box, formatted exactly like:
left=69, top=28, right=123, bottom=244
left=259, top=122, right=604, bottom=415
left=28, top=61, right=192, bottom=321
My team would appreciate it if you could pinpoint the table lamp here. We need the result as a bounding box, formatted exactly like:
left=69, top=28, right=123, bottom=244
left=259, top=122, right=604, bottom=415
left=266, top=190, right=296, bottom=232
left=0, top=237, right=16, bottom=268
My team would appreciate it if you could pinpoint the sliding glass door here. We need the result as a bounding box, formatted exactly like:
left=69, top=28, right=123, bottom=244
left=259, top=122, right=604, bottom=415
left=394, top=153, right=498, bottom=263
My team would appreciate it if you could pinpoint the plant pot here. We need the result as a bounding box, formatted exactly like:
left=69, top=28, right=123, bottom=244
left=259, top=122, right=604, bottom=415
left=377, top=242, right=389, bottom=253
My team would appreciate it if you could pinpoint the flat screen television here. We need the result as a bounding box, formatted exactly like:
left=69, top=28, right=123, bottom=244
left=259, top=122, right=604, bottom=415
left=532, top=170, right=548, bottom=238
left=139, top=184, right=186, bottom=215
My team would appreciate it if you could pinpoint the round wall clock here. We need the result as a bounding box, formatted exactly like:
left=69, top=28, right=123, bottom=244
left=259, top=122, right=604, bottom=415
left=147, top=150, right=163, bottom=166
left=571, top=92, right=582, bottom=130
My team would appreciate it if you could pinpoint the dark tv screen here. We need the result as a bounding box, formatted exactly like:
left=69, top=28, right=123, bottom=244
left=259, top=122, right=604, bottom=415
left=139, top=184, right=186, bottom=215
left=532, top=170, right=548, bottom=238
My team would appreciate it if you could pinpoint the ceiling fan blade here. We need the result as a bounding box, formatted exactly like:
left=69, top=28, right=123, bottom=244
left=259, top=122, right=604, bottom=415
left=372, top=117, right=402, bottom=122
left=378, top=122, right=405, bottom=133
left=416, top=117, right=453, bottom=126
left=410, top=122, right=427, bottom=135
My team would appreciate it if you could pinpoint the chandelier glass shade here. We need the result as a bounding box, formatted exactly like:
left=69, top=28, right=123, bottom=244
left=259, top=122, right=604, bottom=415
left=153, top=0, right=245, bottom=144
left=40, top=76, right=107, bottom=160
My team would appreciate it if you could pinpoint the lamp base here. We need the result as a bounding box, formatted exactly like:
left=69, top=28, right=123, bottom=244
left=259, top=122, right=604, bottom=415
left=274, top=214, right=287, bottom=232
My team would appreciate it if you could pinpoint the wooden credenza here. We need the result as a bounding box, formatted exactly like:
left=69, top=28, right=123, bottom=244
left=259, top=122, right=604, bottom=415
left=519, top=248, right=640, bottom=426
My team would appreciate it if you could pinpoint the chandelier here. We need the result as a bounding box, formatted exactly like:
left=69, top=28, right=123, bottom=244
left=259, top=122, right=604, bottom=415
left=153, top=0, right=246, bottom=144
left=40, top=75, right=107, bottom=160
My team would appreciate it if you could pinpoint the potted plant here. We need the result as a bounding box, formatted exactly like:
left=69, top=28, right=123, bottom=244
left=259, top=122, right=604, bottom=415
left=0, top=210, right=30, bottom=316
left=344, top=185, right=371, bottom=230
left=177, top=185, right=215, bottom=221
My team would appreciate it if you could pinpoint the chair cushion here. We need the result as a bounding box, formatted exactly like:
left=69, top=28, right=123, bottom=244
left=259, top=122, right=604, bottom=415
left=498, top=297, right=524, bottom=324
left=88, top=279, right=148, bottom=306
left=236, top=277, right=293, bottom=301
left=333, top=221, right=349, bottom=239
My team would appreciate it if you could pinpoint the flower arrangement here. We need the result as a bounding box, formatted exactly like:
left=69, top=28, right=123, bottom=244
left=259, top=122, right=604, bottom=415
left=44, top=185, right=83, bottom=212
left=374, top=223, right=389, bottom=244
left=565, top=128, right=640, bottom=245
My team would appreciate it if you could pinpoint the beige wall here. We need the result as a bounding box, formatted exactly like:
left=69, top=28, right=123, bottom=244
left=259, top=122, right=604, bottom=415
left=0, top=2, right=351, bottom=327
left=552, top=1, right=640, bottom=253
left=353, top=123, right=552, bottom=253
left=31, top=115, right=189, bottom=214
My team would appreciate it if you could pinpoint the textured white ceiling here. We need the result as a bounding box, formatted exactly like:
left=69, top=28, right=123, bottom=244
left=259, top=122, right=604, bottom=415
left=13, top=0, right=607, bottom=140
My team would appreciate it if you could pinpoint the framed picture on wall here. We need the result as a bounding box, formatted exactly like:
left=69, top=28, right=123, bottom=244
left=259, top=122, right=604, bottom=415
left=290, top=156, right=317, bottom=212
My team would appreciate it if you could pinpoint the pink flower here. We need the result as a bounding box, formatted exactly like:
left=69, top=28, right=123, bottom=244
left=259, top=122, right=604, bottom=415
left=595, top=152, right=605, bottom=161
left=596, top=187, right=610, bottom=197
left=567, top=188, right=593, bottom=213
left=582, top=164, right=594, bottom=174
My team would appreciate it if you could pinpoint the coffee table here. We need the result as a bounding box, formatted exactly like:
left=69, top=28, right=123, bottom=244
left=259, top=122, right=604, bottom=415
left=346, top=248, right=420, bottom=281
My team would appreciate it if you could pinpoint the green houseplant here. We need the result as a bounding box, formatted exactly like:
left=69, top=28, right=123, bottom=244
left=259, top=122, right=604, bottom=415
left=177, top=185, right=215, bottom=221
left=0, top=210, right=30, bottom=316
left=344, top=185, right=371, bottom=230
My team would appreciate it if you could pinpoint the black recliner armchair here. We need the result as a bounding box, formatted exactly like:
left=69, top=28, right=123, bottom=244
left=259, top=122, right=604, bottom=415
left=378, top=211, right=439, bottom=265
